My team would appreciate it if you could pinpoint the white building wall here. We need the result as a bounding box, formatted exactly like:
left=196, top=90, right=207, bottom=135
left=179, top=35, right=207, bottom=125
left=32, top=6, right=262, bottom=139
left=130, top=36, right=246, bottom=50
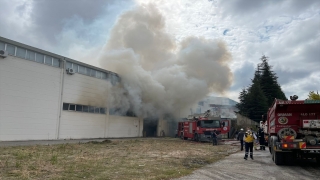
left=0, top=56, right=61, bottom=141
left=0, top=37, right=144, bottom=141
left=59, top=73, right=143, bottom=139
left=59, top=111, right=106, bottom=139
left=107, top=115, right=142, bottom=138
left=59, top=73, right=109, bottom=139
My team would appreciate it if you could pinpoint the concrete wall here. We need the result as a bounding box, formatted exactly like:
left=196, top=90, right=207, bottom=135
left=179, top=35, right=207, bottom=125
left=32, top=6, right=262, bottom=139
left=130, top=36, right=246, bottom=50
left=0, top=56, right=61, bottom=141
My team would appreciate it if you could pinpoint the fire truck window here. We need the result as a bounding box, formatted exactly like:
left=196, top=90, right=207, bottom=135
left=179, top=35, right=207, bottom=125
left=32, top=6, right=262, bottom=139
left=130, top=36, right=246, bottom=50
left=197, top=121, right=201, bottom=126
left=200, top=120, right=220, bottom=128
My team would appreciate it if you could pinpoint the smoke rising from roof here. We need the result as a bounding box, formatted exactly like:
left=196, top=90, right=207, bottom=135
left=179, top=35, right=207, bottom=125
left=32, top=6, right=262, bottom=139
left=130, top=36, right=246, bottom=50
left=99, top=4, right=233, bottom=118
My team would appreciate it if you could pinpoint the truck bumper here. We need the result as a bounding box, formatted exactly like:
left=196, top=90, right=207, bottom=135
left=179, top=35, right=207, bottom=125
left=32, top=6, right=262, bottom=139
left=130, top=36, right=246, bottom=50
left=276, top=142, right=320, bottom=152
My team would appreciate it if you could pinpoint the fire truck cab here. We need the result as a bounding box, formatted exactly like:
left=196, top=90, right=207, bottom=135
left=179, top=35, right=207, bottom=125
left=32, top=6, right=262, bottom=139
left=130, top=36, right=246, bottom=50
left=178, top=110, right=230, bottom=142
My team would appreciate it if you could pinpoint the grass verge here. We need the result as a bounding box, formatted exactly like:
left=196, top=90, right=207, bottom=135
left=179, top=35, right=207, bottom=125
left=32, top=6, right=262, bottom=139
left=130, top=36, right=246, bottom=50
left=0, top=138, right=238, bottom=180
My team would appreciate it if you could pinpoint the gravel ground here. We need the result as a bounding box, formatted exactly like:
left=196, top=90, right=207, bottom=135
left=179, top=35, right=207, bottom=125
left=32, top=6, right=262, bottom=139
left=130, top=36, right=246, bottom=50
left=175, top=148, right=320, bottom=180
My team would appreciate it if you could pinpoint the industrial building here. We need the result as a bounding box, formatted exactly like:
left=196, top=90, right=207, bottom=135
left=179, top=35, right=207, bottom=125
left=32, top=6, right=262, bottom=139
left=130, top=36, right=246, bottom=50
left=0, top=36, right=143, bottom=141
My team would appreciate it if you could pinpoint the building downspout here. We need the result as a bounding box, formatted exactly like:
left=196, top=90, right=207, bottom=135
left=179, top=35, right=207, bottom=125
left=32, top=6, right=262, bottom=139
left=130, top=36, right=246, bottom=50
left=56, top=59, right=66, bottom=139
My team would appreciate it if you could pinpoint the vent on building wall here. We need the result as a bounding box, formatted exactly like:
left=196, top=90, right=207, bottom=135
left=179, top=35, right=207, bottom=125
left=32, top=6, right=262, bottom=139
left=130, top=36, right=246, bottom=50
left=0, top=50, right=8, bottom=58
left=66, top=68, right=75, bottom=75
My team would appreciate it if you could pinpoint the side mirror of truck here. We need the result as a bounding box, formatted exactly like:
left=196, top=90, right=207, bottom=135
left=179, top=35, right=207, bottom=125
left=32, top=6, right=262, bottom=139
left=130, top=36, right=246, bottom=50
left=222, top=122, right=225, bottom=127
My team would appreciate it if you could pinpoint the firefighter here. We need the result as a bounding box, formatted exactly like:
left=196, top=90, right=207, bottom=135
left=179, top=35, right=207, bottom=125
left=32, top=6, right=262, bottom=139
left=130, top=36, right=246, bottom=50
left=243, top=129, right=257, bottom=160
left=237, top=128, right=245, bottom=151
left=258, top=127, right=265, bottom=150
left=212, top=130, right=218, bottom=146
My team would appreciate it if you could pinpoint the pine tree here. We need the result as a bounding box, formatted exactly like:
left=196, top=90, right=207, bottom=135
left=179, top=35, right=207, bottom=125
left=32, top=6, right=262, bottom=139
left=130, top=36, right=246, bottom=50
left=245, top=69, right=268, bottom=122
left=236, top=55, right=286, bottom=123
left=259, top=55, right=287, bottom=106
left=236, top=88, right=249, bottom=116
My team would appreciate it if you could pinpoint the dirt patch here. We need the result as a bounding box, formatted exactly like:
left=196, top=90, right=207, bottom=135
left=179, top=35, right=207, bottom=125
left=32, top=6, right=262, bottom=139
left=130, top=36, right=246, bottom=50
left=0, top=138, right=238, bottom=180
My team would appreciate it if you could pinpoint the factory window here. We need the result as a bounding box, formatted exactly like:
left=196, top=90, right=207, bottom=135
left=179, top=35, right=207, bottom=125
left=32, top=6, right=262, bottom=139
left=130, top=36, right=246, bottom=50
left=53, top=58, right=60, bottom=67
left=89, top=106, right=95, bottom=113
left=83, top=106, right=88, bottom=112
left=126, top=111, right=137, bottom=117
left=76, top=105, right=83, bottom=112
left=6, top=44, right=15, bottom=55
left=65, top=61, right=118, bottom=83
left=0, top=42, right=5, bottom=50
left=16, top=47, right=26, bottom=58
left=96, top=71, right=101, bottom=78
left=100, top=108, right=105, bottom=114
left=63, top=103, right=69, bottom=110
left=90, top=69, right=96, bottom=77
left=109, top=108, right=136, bottom=117
left=66, top=62, right=72, bottom=69
left=45, top=55, right=53, bottom=66
left=73, top=64, right=79, bottom=73
left=62, top=103, right=107, bottom=114
left=69, top=104, right=76, bottom=111
left=36, top=53, right=44, bottom=63
left=0, top=41, right=61, bottom=68
left=101, top=72, right=108, bottom=79
left=79, top=65, right=86, bottom=74
left=26, top=50, right=36, bottom=61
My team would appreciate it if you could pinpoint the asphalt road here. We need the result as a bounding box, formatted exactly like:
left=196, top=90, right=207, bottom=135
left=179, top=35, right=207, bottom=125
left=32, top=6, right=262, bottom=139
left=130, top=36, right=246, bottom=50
left=176, top=148, right=320, bottom=180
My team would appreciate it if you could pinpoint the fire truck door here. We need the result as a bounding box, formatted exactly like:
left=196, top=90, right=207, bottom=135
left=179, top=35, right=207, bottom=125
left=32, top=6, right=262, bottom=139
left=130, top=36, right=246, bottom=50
left=221, top=120, right=230, bottom=134
left=189, top=123, right=193, bottom=133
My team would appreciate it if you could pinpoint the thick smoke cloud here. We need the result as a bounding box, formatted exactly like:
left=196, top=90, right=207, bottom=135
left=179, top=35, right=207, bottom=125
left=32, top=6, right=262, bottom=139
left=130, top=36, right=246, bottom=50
left=99, top=4, right=233, bottom=118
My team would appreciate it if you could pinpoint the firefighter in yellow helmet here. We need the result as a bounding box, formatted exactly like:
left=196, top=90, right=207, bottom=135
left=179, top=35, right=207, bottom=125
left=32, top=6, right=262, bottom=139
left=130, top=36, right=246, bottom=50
left=243, top=129, right=257, bottom=160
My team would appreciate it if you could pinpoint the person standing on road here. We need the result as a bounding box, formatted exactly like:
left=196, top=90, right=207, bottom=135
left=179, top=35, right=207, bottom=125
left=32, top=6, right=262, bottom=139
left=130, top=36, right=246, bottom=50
left=212, top=130, right=218, bottom=146
left=244, top=129, right=257, bottom=160
left=237, top=128, right=245, bottom=151
left=258, top=127, right=265, bottom=150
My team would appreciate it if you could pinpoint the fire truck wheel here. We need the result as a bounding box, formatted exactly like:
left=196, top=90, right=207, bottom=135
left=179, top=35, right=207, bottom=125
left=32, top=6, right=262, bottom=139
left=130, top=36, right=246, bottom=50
left=273, top=151, right=284, bottom=165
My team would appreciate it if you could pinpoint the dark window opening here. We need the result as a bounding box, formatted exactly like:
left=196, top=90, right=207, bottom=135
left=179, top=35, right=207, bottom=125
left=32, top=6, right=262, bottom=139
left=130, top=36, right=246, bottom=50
left=83, top=106, right=88, bottom=112
left=69, top=104, right=76, bottom=111
left=100, top=108, right=106, bottom=114
left=89, top=106, right=94, bottom=113
left=63, top=103, right=69, bottom=110
left=76, top=105, right=83, bottom=112
left=63, top=103, right=106, bottom=115
left=126, top=111, right=137, bottom=117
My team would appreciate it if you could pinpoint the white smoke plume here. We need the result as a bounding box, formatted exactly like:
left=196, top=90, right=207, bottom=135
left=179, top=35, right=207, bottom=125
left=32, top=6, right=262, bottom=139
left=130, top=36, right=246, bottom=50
left=99, top=4, right=233, bottom=118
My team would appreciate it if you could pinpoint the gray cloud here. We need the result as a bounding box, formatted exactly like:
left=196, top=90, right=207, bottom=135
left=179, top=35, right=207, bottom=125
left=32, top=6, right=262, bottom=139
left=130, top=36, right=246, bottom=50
left=217, top=0, right=320, bottom=17
left=30, top=0, right=109, bottom=43
left=230, top=61, right=255, bottom=91
left=0, top=0, right=133, bottom=56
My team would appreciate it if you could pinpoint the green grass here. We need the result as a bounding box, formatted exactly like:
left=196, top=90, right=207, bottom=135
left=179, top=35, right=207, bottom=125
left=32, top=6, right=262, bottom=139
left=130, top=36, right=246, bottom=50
left=0, top=138, right=238, bottom=180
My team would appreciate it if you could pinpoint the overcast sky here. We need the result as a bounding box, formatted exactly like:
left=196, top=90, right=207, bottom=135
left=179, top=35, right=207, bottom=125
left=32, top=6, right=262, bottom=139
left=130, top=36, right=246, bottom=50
left=0, top=0, right=319, bottom=102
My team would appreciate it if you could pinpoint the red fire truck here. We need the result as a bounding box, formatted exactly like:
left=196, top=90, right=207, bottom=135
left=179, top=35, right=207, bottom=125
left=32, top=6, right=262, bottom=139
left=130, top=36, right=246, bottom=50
left=264, top=96, right=320, bottom=165
left=177, top=110, right=230, bottom=142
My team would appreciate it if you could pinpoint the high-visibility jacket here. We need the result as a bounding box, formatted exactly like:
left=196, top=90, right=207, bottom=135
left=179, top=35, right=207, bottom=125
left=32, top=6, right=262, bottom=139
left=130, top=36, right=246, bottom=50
left=244, top=132, right=255, bottom=143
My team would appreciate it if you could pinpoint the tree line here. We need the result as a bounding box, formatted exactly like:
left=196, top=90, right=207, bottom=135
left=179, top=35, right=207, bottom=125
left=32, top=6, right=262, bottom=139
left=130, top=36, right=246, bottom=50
left=236, top=55, right=287, bottom=123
